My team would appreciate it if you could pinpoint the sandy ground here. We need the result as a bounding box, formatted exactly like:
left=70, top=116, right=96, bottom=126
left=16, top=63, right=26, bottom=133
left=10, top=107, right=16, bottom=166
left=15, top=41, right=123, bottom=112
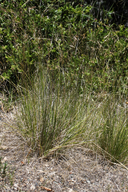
left=0, top=104, right=128, bottom=192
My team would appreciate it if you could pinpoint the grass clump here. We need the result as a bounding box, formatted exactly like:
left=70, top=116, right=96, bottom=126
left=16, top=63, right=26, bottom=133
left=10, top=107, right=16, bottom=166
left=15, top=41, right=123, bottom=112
left=97, top=95, right=128, bottom=164
left=16, top=68, right=128, bottom=165
left=17, top=68, right=96, bottom=156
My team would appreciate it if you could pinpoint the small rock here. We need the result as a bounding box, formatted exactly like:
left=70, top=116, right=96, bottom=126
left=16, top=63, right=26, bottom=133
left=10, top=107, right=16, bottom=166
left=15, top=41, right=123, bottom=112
left=30, top=184, right=35, bottom=190
left=0, top=145, right=8, bottom=150
left=40, top=177, right=44, bottom=183
left=68, top=188, right=75, bottom=192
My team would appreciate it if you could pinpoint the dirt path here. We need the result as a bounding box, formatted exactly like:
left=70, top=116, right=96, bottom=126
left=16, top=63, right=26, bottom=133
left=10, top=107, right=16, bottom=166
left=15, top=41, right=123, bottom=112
left=0, top=107, right=128, bottom=192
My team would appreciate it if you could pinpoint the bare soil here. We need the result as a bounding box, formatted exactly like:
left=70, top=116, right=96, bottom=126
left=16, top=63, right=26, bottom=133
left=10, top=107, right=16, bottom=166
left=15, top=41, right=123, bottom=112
left=0, top=105, right=128, bottom=192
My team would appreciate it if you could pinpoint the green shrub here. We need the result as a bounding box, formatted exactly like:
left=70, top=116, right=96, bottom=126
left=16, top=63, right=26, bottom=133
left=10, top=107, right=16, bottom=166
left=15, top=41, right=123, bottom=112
left=1, top=1, right=127, bottom=94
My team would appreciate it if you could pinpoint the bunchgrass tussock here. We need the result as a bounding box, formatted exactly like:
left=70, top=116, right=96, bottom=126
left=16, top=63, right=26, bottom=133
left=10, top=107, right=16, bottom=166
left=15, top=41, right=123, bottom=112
left=18, top=69, right=128, bottom=165
left=16, top=68, right=128, bottom=164
left=16, top=68, right=97, bottom=156
left=96, top=94, right=128, bottom=163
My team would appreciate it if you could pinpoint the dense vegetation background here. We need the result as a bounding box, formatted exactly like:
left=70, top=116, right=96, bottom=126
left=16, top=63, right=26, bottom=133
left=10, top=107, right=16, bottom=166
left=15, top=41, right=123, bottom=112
left=1, top=0, right=128, bottom=94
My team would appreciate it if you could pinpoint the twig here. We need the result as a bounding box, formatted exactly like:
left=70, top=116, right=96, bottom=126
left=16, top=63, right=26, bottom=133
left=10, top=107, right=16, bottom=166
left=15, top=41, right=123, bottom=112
left=41, top=186, right=54, bottom=191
